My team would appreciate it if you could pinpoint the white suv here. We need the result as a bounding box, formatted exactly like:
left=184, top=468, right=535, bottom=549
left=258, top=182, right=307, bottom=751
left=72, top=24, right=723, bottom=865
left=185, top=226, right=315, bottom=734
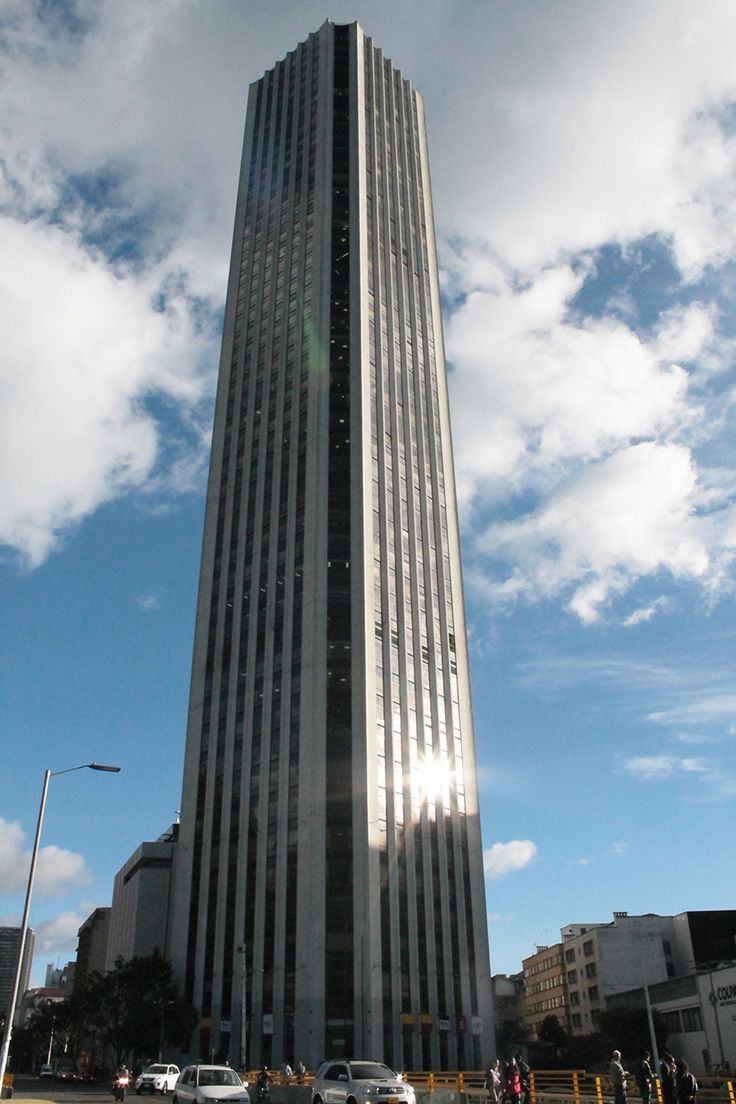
left=312, top=1061, right=415, bottom=1104
left=136, top=1065, right=181, bottom=1095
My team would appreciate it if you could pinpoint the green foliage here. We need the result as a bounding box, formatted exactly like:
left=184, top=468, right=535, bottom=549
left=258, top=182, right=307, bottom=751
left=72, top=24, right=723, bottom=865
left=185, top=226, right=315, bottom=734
left=538, top=1014, right=568, bottom=1048
left=597, top=1008, right=666, bottom=1064
left=77, top=952, right=197, bottom=1064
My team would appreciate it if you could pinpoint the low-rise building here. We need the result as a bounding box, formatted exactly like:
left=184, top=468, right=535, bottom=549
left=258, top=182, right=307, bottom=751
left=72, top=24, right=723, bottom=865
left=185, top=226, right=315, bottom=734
left=522, top=943, right=568, bottom=1038
left=607, top=961, right=736, bottom=1074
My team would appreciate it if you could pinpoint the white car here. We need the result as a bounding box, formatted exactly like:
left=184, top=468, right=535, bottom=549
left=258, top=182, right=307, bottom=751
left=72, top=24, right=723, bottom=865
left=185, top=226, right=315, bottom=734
left=136, top=1065, right=181, bottom=1095
left=39, top=1064, right=54, bottom=1080
left=173, top=1066, right=250, bottom=1104
left=311, top=1061, right=415, bottom=1104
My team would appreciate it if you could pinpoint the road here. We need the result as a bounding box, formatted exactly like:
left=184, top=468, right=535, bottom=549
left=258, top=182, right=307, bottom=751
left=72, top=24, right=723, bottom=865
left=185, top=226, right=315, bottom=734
left=8, top=1076, right=123, bottom=1103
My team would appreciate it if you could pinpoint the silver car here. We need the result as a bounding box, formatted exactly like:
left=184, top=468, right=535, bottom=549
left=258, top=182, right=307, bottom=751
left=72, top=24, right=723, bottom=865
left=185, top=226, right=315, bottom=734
left=311, top=1061, right=415, bottom=1104
left=173, top=1066, right=249, bottom=1104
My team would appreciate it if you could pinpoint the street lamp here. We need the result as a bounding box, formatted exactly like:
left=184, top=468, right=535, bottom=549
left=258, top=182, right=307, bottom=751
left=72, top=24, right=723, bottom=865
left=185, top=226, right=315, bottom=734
left=0, top=763, right=121, bottom=1092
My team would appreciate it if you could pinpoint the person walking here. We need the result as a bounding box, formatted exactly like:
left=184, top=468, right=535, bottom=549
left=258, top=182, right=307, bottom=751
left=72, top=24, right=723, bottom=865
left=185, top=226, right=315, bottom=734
left=610, top=1051, right=629, bottom=1104
left=636, top=1052, right=654, bottom=1104
left=660, top=1052, right=677, bottom=1104
left=484, top=1059, right=502, bottom=1104
left=516, top=1054, right=530, bottom=1104
left=504, top=1059, right=522, bottom=1104
left=675, top=1058, right=698, bottom=1104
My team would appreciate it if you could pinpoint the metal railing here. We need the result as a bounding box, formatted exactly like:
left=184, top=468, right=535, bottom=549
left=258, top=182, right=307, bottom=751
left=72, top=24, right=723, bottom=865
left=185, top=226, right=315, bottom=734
left=236, top=1069, right=735, bottom=1104
left=400, top=1070, right=735, bottom=1104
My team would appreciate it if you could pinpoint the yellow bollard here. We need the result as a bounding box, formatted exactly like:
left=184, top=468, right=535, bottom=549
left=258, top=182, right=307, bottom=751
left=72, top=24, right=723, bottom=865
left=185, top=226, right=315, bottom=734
left=529, top=1072, right=536, bottom=1104
left=595, top=1076, right=604, bottom=1104
left=427, top=1072, right=434, bottom=1093
left=654, top=1078, right=663, bottom=1104
left=573, top=1072, right=580, bottom=1104
left=726, top=1080, right=735, bottom=1104
left=457, top=1072, right=465, bottom=1094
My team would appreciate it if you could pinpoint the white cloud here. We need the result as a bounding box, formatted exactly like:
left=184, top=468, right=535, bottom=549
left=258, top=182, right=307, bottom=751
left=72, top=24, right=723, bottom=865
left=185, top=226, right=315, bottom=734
left=35, top=910, right=87, bottom=957
left=446, top=264, right=694, bottom=507
left=484, top=839, right=538, bottom=878
left=0, top=817, right=92, bottom=897
left=428, top=4, right=736, bottom=277
left=648, top=693, right=736, bottom=727
left=0, top=215, right=215, bottom=565
left=622, top=598, right=671, bottom=627
left=136, top=592, right=162, bottom=611
left=473, top=442, right=713, bottom=622
left=623, top=755, right=709, bottom=780
left=610, top=842, right=629, bottom=855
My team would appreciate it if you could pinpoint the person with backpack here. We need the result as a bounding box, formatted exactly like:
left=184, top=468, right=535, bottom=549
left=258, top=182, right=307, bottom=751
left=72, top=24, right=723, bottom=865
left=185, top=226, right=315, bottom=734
left=675, top=1058, right=698, bottom=1104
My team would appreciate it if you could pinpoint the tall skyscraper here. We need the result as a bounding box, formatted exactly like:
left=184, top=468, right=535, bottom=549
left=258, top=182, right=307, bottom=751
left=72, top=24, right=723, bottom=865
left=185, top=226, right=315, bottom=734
left=169, top=21, right=493, bottom=1070
left=0, top=927, right=35, bottom=1025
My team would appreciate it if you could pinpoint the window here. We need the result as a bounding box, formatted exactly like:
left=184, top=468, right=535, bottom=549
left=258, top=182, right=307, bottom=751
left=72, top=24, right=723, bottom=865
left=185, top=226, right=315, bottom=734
left=565, top=949, right=575, bottom=963
left=570, top=991, right=580, bottom=1006
left=567, top=969, right=577, bottom=984
left=583, top=939, right=594, bottom=956
left=571, top=1013, right=582, bottom=1028
left=585, top=963, right=597, bottom=979
left=659, top=1010, right=681, bottom=1036
left=588, top=986, right=599, bottom=1000
left=681, top=1007, right=703, bottom=1033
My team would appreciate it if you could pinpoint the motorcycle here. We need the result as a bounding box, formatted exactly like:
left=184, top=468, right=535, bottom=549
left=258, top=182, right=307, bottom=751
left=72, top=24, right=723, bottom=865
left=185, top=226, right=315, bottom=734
left=113, top=1072, right=130, bottom=1102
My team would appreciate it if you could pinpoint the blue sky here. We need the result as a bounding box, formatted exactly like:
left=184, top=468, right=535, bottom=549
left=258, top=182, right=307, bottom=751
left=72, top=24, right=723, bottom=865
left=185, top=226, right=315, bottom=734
left=1, top=0, right=736, bottom=986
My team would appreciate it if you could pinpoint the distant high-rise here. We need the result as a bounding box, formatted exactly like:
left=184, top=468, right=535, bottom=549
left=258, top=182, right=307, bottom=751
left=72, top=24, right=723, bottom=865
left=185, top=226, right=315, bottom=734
left=0, top=927, right=35, bottom=1025
left=169, top=21, right=493, bottom=1070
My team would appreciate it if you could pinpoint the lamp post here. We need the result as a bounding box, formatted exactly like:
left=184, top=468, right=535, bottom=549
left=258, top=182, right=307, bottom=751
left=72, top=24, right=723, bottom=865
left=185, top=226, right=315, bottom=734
left=0, top=763, right=121, bottom=1092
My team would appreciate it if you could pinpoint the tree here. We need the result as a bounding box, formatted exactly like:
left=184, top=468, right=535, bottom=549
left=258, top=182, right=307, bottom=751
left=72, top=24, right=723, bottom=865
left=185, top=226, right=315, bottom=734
left=538, top=1014, right=568, bottom=1049
left=78, top=952, right=197, bottom=1066
left=598, top=1008, right=667, bottom=1062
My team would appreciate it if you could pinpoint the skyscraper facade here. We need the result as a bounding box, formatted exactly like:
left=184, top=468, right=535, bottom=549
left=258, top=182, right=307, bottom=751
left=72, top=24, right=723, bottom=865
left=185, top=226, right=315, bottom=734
left=169, top=21, right=492, bottom=1070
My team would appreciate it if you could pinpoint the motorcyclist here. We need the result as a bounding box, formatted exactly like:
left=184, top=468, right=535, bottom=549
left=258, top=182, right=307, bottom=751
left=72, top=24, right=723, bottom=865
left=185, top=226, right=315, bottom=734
left=257, top=1067, right=273, bottom=1102
left=114, top=1066, right=131, bottom=1101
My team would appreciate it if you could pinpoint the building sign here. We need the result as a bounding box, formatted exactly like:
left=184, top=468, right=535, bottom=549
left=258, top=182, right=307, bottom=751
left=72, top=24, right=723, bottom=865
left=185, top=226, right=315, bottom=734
left=471, top=1016, right=483, bottom=1035
left=220, top=1020, right=231, bottom=1032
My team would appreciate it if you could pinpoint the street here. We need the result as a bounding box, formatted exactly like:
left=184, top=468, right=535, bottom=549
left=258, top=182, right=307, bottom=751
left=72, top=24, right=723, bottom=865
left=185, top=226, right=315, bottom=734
left=9, top=1076, right=124, bottom=1104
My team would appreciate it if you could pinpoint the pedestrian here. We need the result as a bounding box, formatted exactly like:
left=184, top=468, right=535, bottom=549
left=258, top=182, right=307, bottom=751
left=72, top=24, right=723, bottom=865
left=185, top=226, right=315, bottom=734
left=515, top=1054, right=530, bottom=1104
left=484, top=1059, right=502, bottom=1104
left=675, top=1058, right=698, bottom=1104
left=610, top=1050, right=629, bottom=1104
left=504, top=1059, right=522, bottom=1104
left=660, top=1052, right=677, bottom=1104
left=635, top=1052, right=654, bottom=1104
left=294, top=1061, right=306, bottom=1085
left=280, top=1063, right=293, bottom=1081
